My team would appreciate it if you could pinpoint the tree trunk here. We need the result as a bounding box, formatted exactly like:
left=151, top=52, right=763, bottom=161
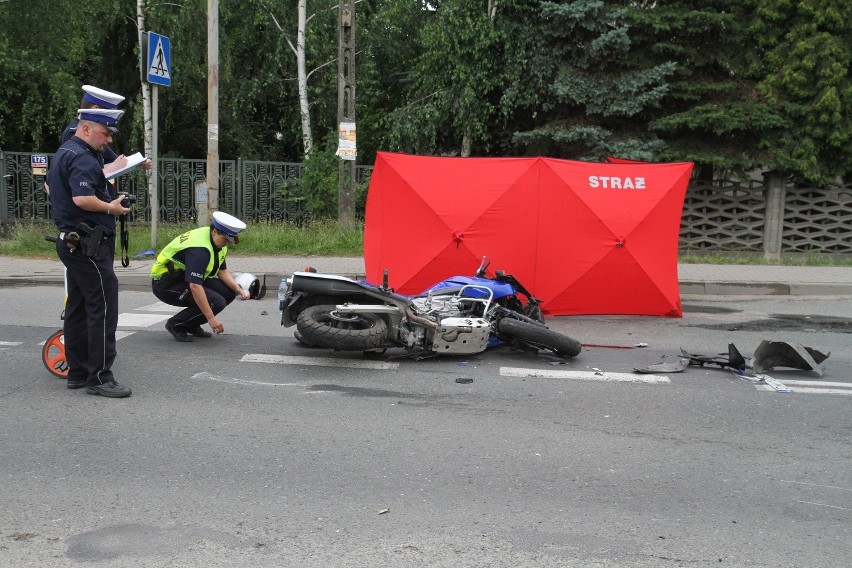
left=461, top=128, right=472, bottom=157
left=297, top=0, right=313, bottom=156
left=136, top=0, right=157, bottom=247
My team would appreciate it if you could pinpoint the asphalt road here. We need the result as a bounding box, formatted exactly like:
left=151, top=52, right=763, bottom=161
left=1, top=284, right=850, bottom=567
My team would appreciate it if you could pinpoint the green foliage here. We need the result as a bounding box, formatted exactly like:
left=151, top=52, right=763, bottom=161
left=514, top=0, right=677, bottom=159
left=0, top=0, right=848, bottom=186
left=275, top=136, right=368, bottom=221
left=745, top=0, right=852, bottom=185
left=381, top=3, right=500, bottom=155
left=4, top=220, right=848, bottom=266
left=293, top=142, right=341, bottom=219
left=625, top=1, right=786, bottom=170
left=0, top=219, right=364, bottom=258
left=0, top=0, right=131, bottom=151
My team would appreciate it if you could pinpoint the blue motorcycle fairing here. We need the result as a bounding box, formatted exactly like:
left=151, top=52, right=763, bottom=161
left=422, top=276, right=516, bottom=299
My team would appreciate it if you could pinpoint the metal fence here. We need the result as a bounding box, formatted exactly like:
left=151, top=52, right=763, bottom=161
left=2, top=150, right=373, bottom=226
left=3, top=149, right=850, bottom=256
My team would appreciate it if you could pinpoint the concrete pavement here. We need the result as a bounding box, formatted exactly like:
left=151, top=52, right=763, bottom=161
left=1, top=254, right=851, bottom=296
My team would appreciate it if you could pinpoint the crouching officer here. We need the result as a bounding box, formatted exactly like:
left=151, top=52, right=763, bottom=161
left=47, top=108, right=132, bottom=398
left=151, top=212, right=250, bottom=342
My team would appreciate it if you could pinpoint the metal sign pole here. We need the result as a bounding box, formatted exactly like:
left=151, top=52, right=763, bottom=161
left=150, top=84, right=158, bottom=249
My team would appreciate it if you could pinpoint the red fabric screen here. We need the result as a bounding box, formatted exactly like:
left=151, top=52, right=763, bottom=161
left=364, top=152, right=693, bottom=317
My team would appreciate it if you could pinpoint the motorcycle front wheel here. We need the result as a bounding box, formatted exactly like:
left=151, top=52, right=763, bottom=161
left=497, top=318, right=581, bottom=358
left=296, top=305, right=388, bottom=351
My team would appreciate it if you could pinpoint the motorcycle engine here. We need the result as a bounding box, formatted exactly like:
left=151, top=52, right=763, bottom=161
left=431, top=317, right=490, bottom=354
left=411, top=295, right=462, bottom=317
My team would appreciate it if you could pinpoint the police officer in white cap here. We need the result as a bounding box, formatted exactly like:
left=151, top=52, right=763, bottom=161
left=151, top=212, right=251, bottom=342
left=48, top=106, right=133, bottom=398
left=61, top=86, right=125, bottom=170
left=57, top=85, right=151, bottom=181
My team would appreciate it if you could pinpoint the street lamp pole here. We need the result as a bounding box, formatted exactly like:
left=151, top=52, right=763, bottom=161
left=337, top=0, right=356, bottom=227
left=204, top=0, right=220, bottom=227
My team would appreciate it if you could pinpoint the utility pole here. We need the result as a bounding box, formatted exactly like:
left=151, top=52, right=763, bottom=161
left=204, top=0, right=219, bottom=227
left=337, top=0, right=356, bottom=227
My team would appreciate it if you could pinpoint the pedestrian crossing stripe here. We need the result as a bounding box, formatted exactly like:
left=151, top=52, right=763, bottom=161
left=500, top=367, right=670, bottom=384
left=755, top=379, right=852, bottom=396
left=241, top=353, right=399, bottom=370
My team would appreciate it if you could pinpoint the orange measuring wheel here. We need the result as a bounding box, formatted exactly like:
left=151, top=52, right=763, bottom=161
left=42, top=329, right=69, bottom=379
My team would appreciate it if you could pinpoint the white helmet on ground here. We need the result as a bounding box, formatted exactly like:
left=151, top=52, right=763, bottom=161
left=233, top=272, right=264, bottom=299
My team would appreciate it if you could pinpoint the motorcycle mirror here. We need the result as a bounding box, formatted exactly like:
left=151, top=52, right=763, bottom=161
left=476, top=256, right=490, bottom=277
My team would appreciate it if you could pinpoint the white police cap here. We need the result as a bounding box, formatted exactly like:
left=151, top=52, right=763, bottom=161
left=77, top=108, right=125, bottom=133
left=82, top=85, right=125, bottom=109
left=212, top=211, right=247, bottom=244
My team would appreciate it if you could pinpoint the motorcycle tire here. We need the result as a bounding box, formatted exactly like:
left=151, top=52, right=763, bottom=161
left=293, top=329, right=318, bottom=348
left=497, top=318, right=581, bottom=358
left=296, top=304, right=388, bottom=351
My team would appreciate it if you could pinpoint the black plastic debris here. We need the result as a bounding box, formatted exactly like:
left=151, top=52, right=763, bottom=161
left=455, top=378, right=473, bottom=384
left=753, top=340, right=830, bottom=376
left=681, top=343, right=748, bottom=373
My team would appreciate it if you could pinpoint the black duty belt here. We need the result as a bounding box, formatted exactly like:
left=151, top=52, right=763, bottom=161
left=58, top=231, right=113, bottom=243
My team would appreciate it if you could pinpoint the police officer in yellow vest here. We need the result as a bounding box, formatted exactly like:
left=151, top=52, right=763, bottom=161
left=151, top=212, right=251, bottom=341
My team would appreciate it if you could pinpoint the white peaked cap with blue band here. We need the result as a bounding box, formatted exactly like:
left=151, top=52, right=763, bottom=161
left=82, top=85, right=125, bottom=109
left=77, top=108, right=125, bottom=132
left=212, top=211, right=247, bottom=244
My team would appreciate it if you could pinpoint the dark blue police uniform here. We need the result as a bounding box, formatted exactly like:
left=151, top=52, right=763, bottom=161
left=48, top=136, right=120, bottom=388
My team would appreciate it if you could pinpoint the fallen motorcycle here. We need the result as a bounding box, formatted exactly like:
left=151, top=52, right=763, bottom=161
left=279, top=257, right=581, bottom=359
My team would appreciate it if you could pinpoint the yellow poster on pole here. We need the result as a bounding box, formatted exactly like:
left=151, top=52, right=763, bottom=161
left=335, top=122, right=357, bottom=160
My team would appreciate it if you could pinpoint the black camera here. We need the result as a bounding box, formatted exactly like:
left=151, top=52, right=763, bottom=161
left=119, top=192, right=137, bottom=207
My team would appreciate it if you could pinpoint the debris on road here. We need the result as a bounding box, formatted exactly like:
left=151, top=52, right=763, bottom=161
left=634, top=358, right=689, bottom=374
left=681, top=343, right=748, bottom=373
left=753, top=340, right=830, bottom=376
left=755, top=373, right=793, bottom=393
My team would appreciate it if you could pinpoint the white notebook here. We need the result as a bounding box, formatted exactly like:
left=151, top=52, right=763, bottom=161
left=107, top=152, right=147, bottom=179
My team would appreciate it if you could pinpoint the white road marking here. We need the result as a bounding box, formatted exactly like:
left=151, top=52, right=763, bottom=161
left=755, top=379, right=852, bottom=395
left=37, top=331, right=134, bottom=346
left=192, top=371, right=305, bottom=387
left=135, top=301, right=181, bottom=313
left=775, top=387, right=852, bottom=396
left=0, top=341, right=23, bottom=346
left=500, top=367, right=670, bottom=384
left=780, top=379, right=852, bottom=388
left=241, top=353, right=399, bottom=370
left=118, top=313, right=170, bottom=327
left=794, top=500, right=849, bottom=511
left=780, top=480, right=852, bottom=492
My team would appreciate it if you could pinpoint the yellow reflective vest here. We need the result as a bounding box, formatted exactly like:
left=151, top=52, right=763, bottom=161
left=150, top=227, right=227, bottom=281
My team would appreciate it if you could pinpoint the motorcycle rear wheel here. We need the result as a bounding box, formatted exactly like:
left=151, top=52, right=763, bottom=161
left=497, top=318, right=581, bottom=358
left=297, top=305, right=387, bottom=351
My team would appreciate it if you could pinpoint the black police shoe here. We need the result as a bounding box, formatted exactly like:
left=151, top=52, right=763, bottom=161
left=165, top=320, right=193, bottom=342
left=66, top=379, right=87, bottom=389
left=186, top=325, right=213, bottom=338
left=86, top=380, right=132, bottom=398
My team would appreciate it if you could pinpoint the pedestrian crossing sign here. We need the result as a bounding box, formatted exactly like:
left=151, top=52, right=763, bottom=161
left=146, top=32, right=172, bottom=86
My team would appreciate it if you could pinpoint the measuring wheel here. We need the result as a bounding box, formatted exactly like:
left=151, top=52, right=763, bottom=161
left=42, top=329, right=69, bottom=379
